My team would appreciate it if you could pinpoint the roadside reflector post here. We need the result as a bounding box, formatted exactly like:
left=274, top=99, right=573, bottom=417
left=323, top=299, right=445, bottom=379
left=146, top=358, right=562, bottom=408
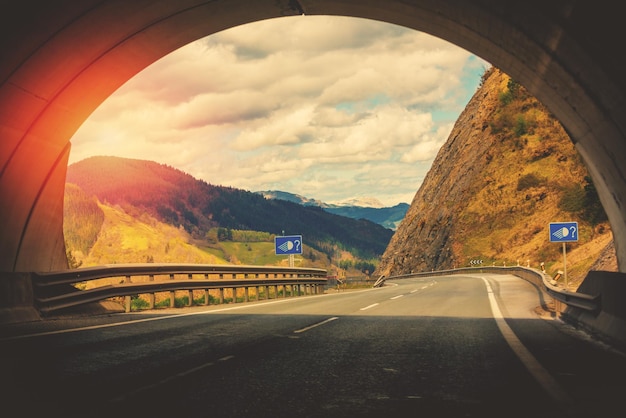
left=124, top=275, right=131, bottom=313
left=562, top=242, right=568, bottom=288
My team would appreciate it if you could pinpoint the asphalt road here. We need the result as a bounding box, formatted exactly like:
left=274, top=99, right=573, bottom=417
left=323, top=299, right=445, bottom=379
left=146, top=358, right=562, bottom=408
left=2, top=273, right=625, bottom=418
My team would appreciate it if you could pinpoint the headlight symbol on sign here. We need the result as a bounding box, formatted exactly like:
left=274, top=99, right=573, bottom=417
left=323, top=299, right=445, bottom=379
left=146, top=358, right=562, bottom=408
left=278, top=240, right=295, bottom=252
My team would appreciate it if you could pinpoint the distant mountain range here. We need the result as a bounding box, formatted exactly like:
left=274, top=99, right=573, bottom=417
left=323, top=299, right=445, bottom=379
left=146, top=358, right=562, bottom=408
left=66, top=156, right=395, bottom=260
left=257, top=190, right=409, bottom=230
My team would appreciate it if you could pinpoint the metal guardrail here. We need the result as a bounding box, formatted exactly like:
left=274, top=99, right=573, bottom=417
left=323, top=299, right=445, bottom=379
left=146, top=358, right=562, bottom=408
left=31, top=263, right=599, bottom=315
left=32, top=263, right=328, bottom=314
left=376, top=266, right=600, bottom=312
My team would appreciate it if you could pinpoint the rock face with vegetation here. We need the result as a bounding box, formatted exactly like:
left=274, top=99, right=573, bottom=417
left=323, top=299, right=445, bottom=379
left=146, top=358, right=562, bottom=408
left=375, top=68, right=616, bottom=287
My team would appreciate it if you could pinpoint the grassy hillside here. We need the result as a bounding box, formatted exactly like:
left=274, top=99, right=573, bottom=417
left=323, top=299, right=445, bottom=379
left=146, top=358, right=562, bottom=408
left=77, top=203, right=226, bottom=266
left=63, top=186, right=362, bottom=274
left=66, top=156, right=393, bottom=261
left=63, top=183, right=105, bottom=256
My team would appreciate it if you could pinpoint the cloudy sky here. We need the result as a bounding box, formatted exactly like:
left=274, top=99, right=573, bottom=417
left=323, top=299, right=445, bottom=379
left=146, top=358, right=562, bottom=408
left=69, top=15, right=489, bottom=207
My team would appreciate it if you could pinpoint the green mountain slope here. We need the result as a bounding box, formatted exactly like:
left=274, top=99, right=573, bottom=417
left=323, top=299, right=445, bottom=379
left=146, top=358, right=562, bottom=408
left=66, top=156, right=393, bottom=263
left=64, top=183, right=339, bottom=269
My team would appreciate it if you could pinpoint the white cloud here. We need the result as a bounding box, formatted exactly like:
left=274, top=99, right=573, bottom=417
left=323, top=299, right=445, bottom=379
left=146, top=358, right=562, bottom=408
left=232, top=105, right=316, bottom=150
left=69, top=15, right=489, bottom=206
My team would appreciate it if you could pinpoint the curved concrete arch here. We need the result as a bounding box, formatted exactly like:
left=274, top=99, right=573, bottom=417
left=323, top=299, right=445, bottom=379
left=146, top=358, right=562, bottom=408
left=0, top=0, right=624, bottom=274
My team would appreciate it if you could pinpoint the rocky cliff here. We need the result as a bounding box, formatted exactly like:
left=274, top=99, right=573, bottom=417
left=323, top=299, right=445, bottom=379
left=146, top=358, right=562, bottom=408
left=375, top=68, right=616, bottom=286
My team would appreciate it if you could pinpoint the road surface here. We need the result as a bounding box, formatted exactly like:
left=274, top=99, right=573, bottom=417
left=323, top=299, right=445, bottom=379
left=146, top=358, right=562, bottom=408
left=2, top=273, right=625, bottom=417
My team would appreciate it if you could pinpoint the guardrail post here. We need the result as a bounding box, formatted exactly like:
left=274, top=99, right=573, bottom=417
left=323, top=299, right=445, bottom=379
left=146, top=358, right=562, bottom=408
left=219, top=288, right=224, bottom=304
left=170, top=274, right=175, bottom=308
left=232, top=287, right=237, bottom=303
left=244, top=287, right=249, bottom=302
left=149, top=275, right=155, bottom=309
left=124, top=275, right=131, bottom=313
left=204, top=289, right=209, bottom=305
left=554, top=298, right=561, bottom=313
left=187, top=274, right=193, bottom=306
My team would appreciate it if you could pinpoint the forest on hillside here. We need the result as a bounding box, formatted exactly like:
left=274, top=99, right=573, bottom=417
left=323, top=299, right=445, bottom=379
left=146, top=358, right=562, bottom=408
left=65, top=156, right=394, bottom=265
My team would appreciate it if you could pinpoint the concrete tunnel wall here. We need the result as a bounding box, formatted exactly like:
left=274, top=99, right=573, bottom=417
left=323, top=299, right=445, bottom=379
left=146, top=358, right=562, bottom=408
left=1, top=0, right=625, bottom=277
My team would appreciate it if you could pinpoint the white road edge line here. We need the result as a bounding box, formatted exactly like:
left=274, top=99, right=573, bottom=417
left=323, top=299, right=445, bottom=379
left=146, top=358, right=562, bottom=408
left=293, top=317, right=339, bottom=334
left=480, top=277, right=573, bottom=405
left=360, top=303, right=379, bottom=311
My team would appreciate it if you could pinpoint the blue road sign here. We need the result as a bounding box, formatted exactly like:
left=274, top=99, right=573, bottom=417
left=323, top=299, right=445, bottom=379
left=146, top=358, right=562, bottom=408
left=549, top=222, right=579, bottom=242
left=275, top=235, right=303, bottom=255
